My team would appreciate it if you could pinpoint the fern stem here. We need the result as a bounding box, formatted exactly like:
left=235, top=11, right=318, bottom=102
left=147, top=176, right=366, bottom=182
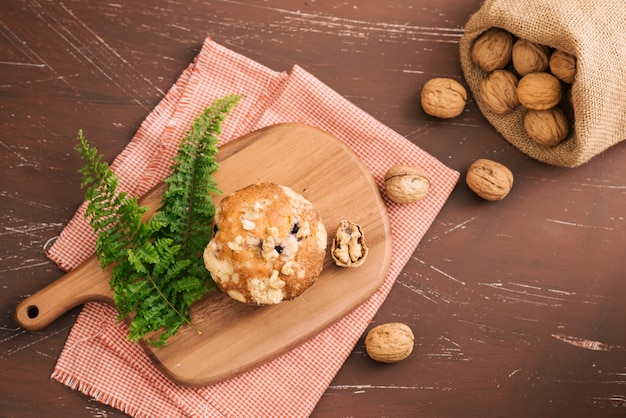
left=144, top=273, right=202, bottom=336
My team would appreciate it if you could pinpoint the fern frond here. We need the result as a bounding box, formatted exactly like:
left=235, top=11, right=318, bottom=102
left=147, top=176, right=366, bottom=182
left=76, top=94, right=241, bottom=346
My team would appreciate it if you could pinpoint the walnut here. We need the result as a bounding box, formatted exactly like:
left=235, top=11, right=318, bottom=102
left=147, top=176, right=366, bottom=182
left=466, top=159, right=514, bottom=201
left=479, top=69, right=519, bottom=114
left=470, top=27, right=514, bottom=72
left=511, top=39, right=550, bottom=76
left=365, top=323, right=414, bottom=363
left=549, top=50, right=577, bottom=83
left=517, top=72, right=562, bottom=110
left=420, top=78, right=467, bottom=119
left=331, top=220, right=368, bottom=268
left=524, top=107, right=570, bottom=147
left=384, top=164, right=430, bottom=204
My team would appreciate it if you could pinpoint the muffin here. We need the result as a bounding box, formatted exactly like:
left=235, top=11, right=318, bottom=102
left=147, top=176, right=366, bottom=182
left=203, top=182, right=327, bottom=305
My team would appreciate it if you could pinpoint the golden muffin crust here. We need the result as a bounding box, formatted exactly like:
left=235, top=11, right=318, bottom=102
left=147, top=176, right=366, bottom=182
left=203, top=183, right=327, bottom=305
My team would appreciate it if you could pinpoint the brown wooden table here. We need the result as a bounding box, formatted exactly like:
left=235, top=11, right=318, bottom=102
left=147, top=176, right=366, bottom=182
left=2, top=1, right=625, bottom=416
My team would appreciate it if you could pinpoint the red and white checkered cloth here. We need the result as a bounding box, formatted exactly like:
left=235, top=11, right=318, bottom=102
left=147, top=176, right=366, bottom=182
left=47, top=38, right=459, bottom=417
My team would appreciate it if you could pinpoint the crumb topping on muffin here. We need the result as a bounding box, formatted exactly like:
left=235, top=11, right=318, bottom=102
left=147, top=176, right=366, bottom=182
left=203, top=183, right=327, bottom=305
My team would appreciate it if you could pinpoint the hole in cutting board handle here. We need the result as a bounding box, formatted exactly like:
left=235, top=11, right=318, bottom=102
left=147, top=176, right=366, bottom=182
left=26, top=305, right=39, bottom=319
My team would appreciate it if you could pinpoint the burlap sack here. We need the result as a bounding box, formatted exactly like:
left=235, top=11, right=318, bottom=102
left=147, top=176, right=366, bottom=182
left=460, top=0, right=626, bottom=167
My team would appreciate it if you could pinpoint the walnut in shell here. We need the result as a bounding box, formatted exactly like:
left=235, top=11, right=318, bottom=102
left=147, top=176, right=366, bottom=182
left=365, top=323, right=414, bottom=363
left=420, top=78, right=467, bottom=119
left=524, top=107, right=570, bottom=147
left=471, top=27, right=514, bottom=72
left=479, top=70, right=519, bottom=115
left=466, top=159, right=514, bottom=201
left=549, top=50, right=577, bottom=84
left=384, top=164, right=430, bottom=204
left=332, top=220, right=368, bottom=268
left=511, top=39, right=550, bottom=76
left=517, top=72, right=562, bottom=110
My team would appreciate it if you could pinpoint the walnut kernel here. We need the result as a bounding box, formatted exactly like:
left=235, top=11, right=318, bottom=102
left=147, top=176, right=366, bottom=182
left=365, top=323, right=414, bottom=363
left=384, top=164, right=430, bottom=204
left=479, top=69, right=519, bottom=115
left=466, top=159, right=514, bottom=201
left=420, top=78, right=467, bottom=119
left=524, top=107, right=570, bottom=147
left=517, top=72, right=562, bottom=110
left=471, top=28, right=514, bottom=72
left=331, top=220, right=368, bottom=268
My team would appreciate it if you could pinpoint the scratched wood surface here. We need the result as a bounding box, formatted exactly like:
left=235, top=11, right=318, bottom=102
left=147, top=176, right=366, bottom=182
left=1, top=1, right=625, bottom=417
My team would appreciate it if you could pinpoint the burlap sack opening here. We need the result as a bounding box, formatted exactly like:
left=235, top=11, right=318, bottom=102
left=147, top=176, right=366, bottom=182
left=460, top=0, right=626, bottom=167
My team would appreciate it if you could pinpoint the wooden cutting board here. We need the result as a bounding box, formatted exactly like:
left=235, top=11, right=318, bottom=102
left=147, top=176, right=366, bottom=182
left=15, top=123, right=393, bottom=387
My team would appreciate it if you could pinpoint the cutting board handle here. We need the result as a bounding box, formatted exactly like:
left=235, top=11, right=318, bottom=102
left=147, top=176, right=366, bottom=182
left=14, top=256, right=113, bottom=331
left=14, top=183, right=165, bottom=332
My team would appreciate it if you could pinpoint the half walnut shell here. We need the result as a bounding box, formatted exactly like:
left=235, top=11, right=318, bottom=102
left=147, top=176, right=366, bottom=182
left=331, top=220, right=368, bottom=268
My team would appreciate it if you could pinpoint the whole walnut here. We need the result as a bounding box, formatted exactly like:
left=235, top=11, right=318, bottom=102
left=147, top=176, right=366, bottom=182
left=466, top=159, right=514, bottom=201
left=365, top=323, right=414, bottom=363
left=549, top=50, right=577, bottom=84
left=479, top=69, right=519, bottom=114
left=471, top=27, right=514, bottom=72
left=384, top=164, right=430, bottom=203
left=420, top=78, right=467, bottom=119
left=511, top=39, right=550, bottom=76
left=524, top=107, right=570, bottom=147
left=517, top=72, right=562, bottom=110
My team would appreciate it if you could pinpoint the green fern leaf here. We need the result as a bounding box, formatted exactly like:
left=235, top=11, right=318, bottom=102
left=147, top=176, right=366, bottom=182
left=76, top=94, right=241, bottom=346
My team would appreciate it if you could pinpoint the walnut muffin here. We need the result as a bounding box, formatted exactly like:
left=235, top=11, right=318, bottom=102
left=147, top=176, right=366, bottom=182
left=203, top=183, right=327, bottom=305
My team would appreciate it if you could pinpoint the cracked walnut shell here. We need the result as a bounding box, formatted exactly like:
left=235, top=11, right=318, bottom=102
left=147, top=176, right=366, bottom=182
left=479, top=70, right=519, bottom=115
left=365, top=323, right=415, bottom=363
left=420, top=78, right=467, bottom=119
left=332, top=220, right=368, bottom=268
left=466, top=159, right=514, bottom=201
